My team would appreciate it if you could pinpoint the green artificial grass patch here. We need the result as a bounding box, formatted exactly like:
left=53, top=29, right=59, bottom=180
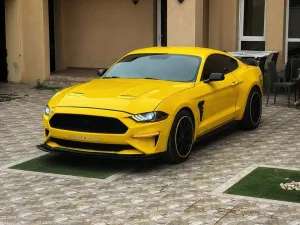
left=0, top=93, right=21, bottom=102
left=33, top=84, right=62, bottom=91
left=226, top=167, right=300, bottom=203
left=10, top=153, right=135, bottom=179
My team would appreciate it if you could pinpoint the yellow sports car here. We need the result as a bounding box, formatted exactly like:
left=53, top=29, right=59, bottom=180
left=37, top=47, right=263, bottom=164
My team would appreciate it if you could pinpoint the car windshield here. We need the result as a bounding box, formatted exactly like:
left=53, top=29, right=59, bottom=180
left=102, top=53, right=202, bottom=82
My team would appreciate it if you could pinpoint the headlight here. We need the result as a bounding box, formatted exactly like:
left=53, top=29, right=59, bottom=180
left=131, top=111, right=168, bottom=122
left=45, top=106, right=52, bottom=116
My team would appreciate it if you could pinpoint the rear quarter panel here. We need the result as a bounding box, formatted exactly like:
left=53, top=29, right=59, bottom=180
left=234, top=63, right=263, bottom=120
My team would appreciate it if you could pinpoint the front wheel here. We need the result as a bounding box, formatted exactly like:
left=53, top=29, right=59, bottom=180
left=163, top=110, right=195, bottom=164
left=239, top=87, right=262, bottom=130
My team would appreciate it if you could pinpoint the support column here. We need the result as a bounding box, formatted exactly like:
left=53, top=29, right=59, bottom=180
left=5, top=0, right=22, bottom=82
left=167, top=0, right=208, bottom=47
left=5, top=0, right=50, bottom=84
left=20, top=0, right=50, bottom=83
left=265, top=0, right=285, bottom=70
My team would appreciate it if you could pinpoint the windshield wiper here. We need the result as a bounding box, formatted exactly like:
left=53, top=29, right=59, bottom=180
left=102, top=76, right=120, bottom=79
left=144, top=77, right=159, bottom=80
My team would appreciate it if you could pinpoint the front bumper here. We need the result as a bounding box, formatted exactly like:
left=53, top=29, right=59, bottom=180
left=41, top=107, right=173, bottom=157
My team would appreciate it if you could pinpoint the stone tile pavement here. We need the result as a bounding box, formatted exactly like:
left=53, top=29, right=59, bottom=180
left=0, top=82, right=300, bottom=224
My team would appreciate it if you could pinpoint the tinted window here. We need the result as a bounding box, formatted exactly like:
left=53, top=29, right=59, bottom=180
left=289, top=0, right=300, bottom=38
left=241, top=41, right=265, bottom=51
left=202, top=54, right=238, bottom=80
left=103, top=54, right=202, bottom=82
left=243, top=0, right=265, bottom=37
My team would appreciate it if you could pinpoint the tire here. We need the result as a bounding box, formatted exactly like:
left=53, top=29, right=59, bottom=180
left=239, top=87, right=262, bottom=130
left=163, top=110, right=195, bottom=164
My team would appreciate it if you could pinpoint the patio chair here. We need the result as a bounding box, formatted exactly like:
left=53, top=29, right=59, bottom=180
left=258, top=56, right=268, bottom=76
left=272, top=58, right=299, bottom=94
left=291, top=58, right=300, bottom=99
left=264, top=52, right=279, bottom=74
left=266, top=61, right=297, bottom=107
left=291, top=58, right=300, bottom=81
left=285, top=56, right=300, bottom=81
left=272, top=52, right=279, bottom=65
left=261, top=55, right=272, bottom=92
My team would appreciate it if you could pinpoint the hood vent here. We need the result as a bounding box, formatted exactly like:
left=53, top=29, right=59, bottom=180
left=118, top=95, right=137, bottom=99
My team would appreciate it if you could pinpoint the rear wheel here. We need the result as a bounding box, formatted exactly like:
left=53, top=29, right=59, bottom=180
left=239, top=87, right=262, bottom=130
left=163, top=110, right=195, bottom=164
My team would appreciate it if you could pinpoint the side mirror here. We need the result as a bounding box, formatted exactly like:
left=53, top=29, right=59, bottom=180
left=204, top=73, right=225, bottom=83
left=97, top=68, right=107, bottom=77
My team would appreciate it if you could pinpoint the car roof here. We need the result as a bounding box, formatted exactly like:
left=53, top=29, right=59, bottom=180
left=128, top=46, right=230, bottom=58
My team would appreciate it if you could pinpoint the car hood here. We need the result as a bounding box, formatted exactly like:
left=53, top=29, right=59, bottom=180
left=54, top=78, right=194, bottom=114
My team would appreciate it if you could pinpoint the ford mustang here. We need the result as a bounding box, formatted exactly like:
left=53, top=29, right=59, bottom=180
left=37, top=47, right=263, bottom=164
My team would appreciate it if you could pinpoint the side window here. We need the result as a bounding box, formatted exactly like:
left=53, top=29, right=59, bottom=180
left=201, top=54, right=238, bottom=80
left=202, top=55, right=222, bottom=80
left=223, top=56, right=238, bottom=74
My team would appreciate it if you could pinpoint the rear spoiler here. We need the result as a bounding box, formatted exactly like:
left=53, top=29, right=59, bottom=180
left=239, top=58, right=258, bottom=67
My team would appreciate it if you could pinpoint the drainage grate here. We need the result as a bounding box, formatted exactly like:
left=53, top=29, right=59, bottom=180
left=0, top=93, right=21, bottom=102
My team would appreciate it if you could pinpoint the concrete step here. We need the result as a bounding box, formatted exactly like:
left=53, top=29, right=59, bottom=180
left=46, top=75, right=97, bottom=82
left=42, top=70, right=98, bottom=88
left=42, top=80, right=88, bottom=88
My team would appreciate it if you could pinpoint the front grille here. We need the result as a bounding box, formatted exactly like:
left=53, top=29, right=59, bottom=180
left=50, top=114, right=128, bottom=134
left=50, top=138, right=133, bottom=152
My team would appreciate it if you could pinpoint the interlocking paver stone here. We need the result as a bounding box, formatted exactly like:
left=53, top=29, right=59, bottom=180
left=0, top=82, right=300, bottom=224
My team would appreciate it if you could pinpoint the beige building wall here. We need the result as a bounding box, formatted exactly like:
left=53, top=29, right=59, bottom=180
left=3, top=0, right=291, bottom=84
left=167, top=0, right=208, bottom=47
left=221, top=0, right=239, bottom=51
left=209, top=0, right=239, bottom=51
left=5, top=0, right=21, bottom=83
left=265, top=0, right=286, bottom=70
left=20, top=0, right=50, bottom=83
left=208, top=0, right=222, bottom=50
left=209, top=0, right=286, bottom=70
left=55, top=0, right=156, bottom=69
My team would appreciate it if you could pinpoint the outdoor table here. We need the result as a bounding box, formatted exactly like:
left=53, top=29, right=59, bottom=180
left=228, top=50, right=280, bottom=76
left=228, top=50, right=279, bottom=60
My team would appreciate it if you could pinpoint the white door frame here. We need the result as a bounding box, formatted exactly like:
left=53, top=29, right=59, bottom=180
left=285, top=0, right=300, bottom=63
left=157, top=0, right=162, bottom=46
left=238, top=0, right=267, bottom=50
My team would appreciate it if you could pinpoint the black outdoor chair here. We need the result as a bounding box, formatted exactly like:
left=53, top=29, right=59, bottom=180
left=272, top=52, right=279, bottom=65
left=290, top=58, right=300, bottom=81
left=264, top=52, right=279, bottom=74
left=291, top=58, right=300, bottom=99
left=258, top=56, right=268, bottom=76
left=285, top=56, right=300, bottom=81
left=266, top=61, right=297, bottom=107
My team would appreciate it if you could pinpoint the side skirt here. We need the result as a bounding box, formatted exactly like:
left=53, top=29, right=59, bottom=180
left=194, top=120, right=239, bottom=144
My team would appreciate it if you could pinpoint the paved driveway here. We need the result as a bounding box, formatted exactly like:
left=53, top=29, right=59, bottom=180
left=0, top=83, right=300, bottom=225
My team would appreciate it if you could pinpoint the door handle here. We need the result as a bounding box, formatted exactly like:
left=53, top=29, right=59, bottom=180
left=232, top=81, right=238, bottom=86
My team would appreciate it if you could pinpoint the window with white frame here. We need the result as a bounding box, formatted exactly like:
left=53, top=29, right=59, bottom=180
left=285, top=0, right=300, bottom=62
left=239, top=0, right=266, bottom=50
